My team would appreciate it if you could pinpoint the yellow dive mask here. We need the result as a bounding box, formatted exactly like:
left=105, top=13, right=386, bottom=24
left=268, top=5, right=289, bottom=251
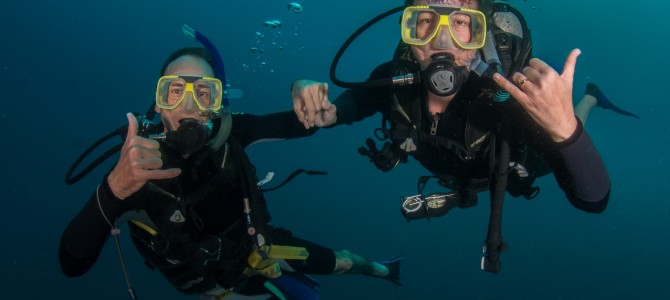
left=401, top=5, right=487, bottom=50
left=155, top=75, right=224, bottom=112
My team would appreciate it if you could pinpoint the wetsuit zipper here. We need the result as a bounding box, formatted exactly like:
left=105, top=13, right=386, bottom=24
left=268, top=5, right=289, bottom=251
left=430, top=114, right=440, bottom=136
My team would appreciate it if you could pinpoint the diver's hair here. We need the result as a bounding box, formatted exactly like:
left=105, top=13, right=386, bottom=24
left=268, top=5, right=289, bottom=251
left=159, top=47, right=215, bottom=76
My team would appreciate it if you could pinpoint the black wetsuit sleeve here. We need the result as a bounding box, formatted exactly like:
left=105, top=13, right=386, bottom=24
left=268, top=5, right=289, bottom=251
left=332, top=62, right=393, bottom=126
left=516, top=114, right=611, bottom=213
left=551, top=121, right=611, bottom=212
left=231, top=111, right=318, bottom=148
left=59, top=176, right=129, bottom=277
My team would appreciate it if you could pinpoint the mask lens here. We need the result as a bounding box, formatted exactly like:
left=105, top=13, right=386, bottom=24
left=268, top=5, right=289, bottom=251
left=156, top=76, right=187, bottom=109
left=402, top=8, right=438, bottom=45
left=194, top=80, right=212, bottom=108
left=448, top=10, right=486, bottom=49
left=415, top=11, right=440, bottom=41
left=449, top=12, right=472, bottom=43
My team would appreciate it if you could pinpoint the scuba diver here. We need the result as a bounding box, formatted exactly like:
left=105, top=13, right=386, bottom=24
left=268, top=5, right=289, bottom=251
left=59, top=26, right=402, bottom=300
left=290, top=0, right=615, bottom=273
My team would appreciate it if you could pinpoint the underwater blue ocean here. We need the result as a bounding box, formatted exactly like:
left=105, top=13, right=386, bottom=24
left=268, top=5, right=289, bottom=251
left=2, top=0, right=668, bottom=299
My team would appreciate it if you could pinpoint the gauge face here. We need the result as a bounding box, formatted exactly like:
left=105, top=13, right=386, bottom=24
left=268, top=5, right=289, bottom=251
left=402, top=195, right=424, bottom=212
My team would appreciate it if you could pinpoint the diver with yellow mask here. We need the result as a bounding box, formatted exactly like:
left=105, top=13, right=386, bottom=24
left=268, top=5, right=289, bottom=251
left=60, top=25, right=402, bottom=300
left=291, top=0, right=614, bottom=273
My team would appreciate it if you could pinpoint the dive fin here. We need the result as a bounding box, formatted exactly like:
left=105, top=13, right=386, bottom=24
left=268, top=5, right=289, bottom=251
left=586, top=83, right=640, bottom=119
left=266, top=271, right=321, bottom=300
left=371, top=254, right=403, bottom=286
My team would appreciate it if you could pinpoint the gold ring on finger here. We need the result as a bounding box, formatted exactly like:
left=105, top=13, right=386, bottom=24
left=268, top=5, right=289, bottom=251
left=517, top=78, right=529, bottom=88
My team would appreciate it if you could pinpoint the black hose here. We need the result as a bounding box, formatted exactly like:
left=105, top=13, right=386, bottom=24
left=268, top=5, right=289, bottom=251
left=65, top=104, right=157, bottom=185
left=482, top=124, right=510, bottom=273
left=64, top=127, right=125, bottom=185
left=329, top=6, right=405, bottom=88
left=261, top=169, right=327, bottom=192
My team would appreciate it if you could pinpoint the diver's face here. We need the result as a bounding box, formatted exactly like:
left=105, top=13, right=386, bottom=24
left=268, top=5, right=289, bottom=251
left=410, top=0, right=479, bottom=71
left=155, top=55, right=214, bottom=132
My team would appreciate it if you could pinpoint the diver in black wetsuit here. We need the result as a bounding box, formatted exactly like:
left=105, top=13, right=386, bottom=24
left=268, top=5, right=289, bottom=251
left=59, top=46, right=402, bottom=299
left=289, top=0, right=612, bottom=272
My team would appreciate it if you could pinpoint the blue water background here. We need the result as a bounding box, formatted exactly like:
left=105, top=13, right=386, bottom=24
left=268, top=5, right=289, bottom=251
left=1, top=0, right=668, bottom=299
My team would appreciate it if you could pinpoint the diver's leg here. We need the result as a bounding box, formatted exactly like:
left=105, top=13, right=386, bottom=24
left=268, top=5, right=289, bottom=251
left=273, top=229, right=401, bottom=285
left=273, top=230, right=385, bottom=276
left=332, top=250, right=386, bottom=275
left=333, top=250, right=402, bottom=285
left=574, top=93, right=597, bottom=125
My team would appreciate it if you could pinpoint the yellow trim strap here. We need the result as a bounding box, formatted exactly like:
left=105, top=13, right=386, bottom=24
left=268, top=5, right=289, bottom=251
left=130, top=220, right=158, bottom=236
left=265, top=245, right=310, bottom=260
left=130, top=219, right=310, bottom=280
left=245, top=245, right=310, bottom=279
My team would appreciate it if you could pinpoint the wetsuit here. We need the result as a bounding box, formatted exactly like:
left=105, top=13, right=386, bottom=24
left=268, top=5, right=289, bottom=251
left=334, top=62, right=610, bottom=213
left=59, top=111, right=335, bottom=296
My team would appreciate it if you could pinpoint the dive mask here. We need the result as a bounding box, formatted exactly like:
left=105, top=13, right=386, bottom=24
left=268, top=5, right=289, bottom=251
left=156, top=75, right=224, bottom=113
left=401, top=5, right=486, bottom=50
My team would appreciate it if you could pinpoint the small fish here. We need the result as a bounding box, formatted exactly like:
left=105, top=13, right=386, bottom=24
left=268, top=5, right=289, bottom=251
left=263, top=20, right=282, bottom=29
left=288, top=2, right=303, bottom=13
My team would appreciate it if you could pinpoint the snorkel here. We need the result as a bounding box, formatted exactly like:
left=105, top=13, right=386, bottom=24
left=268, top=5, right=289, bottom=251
left=178, top=24, right=232, bottom=154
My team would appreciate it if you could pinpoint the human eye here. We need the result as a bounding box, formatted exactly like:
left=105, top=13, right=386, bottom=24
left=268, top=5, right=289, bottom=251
left=197, top=90, right=210, bottom=99
left=168, top=88, right=184, bottom=103
left=450, top=14, right=471, bottom=31
left=195, top=83, right=211, bottom=96
left=415, top=12, right=437, bottom=39
left=169, top=82, right=184, bottom=93
left=195, top=85, right=211, bottom=105
left=419, top=17, right=433, bottom=25
left=417, top=12, right=435, bottom=26
left=167, top=84, right=184, bottom=104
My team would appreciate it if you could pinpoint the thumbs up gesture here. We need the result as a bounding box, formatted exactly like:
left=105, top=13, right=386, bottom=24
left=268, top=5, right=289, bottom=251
left=107, top=113, right=181, bottom=200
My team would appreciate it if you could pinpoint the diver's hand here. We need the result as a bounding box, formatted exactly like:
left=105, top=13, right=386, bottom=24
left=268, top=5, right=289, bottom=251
left=291, top=79, right=337, bottom=129
left=107, top=113, right=181, bottom=200
left=493, top=49, right=580, bottom=142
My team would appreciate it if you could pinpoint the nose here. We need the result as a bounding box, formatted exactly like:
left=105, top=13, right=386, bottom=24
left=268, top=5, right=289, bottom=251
left=432, top=25, right=455, bottom=50
left=181, top=92, right=199, bottom=114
